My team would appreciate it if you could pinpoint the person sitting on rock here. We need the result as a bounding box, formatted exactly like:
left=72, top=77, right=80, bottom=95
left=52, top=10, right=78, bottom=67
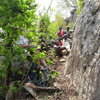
left=58, top=39, right=63, bottom=47
left=64, top=27, right=71, bottom=39
left=57, top=27, right=64, bottom=37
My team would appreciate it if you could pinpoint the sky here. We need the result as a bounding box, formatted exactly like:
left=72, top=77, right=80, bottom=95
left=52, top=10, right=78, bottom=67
left=35, top=0, right=71, bottom=21
left=36, top=0, right=57, bottom=10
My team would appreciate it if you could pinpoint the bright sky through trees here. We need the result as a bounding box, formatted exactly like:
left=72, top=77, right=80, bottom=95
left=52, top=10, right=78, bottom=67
left=36, top=0, right=57, bottom=10
left=36, top=0, right=71, bottom=21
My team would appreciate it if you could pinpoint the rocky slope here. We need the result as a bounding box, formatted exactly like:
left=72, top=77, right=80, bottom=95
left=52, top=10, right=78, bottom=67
left=66, top=0, right=100, bottom=100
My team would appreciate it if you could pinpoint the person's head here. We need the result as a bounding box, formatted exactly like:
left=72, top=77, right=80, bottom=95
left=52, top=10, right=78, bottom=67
left=67, top=27, right=70, bottom=31
left=59, top=27, right=62, bottom=31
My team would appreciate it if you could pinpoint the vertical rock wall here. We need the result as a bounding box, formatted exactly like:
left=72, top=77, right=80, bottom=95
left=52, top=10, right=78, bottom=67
left=66, top=0, right=100, bottom=100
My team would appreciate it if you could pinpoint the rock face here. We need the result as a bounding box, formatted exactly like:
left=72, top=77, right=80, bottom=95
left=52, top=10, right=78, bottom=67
left=70, top=8, right=77, bottom=22
left=66, top=0, right=100, bottom=100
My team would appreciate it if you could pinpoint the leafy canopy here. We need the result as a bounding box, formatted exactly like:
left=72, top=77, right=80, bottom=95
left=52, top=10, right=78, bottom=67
left=0, top=0, right=37, bottom=98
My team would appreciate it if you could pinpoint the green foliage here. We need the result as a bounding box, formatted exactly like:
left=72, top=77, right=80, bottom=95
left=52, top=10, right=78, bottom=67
left=77, top=0, right=84, bottom=15
left=46, top=58, right=53, bottom=65
left=50, top=71, right=59, bottom=78
left=48, top=22, right=58, bottom=39
left=69, top=22, right=75, bottom=29
left=0, top=0, right=60, bottom=98
left=0, top=0, right=37, bottom=98
left=10, top=85, right=18, bottom=92
left=55, top=14, right=65, bottom=28
left=38, top=52, right=46, bottom=58
left=0, top=85, right=6, bottom=98
left=39, top=15, right=51, bottom=33
left=38, top=14, right=58, bottom=43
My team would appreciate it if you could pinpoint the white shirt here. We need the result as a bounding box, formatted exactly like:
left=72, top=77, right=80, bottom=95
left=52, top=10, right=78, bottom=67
left=62, top=39, right=71, bottom=52
left=17, top=35, right=28, bottom=45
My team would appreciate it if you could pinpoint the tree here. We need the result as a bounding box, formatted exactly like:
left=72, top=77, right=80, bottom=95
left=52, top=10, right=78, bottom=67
left=64, top=0, right=78, bottom=9
left=39, top=15, right=51, bottom=33
left=64, top=0, right=84, bottom=14
left=77, top=0, right=84, bottom=14
left=0, top=0, right=37, bottom=98
left=54, top=13, right=66, bottom=29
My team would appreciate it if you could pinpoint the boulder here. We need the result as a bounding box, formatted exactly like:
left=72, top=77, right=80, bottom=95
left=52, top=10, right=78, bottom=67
left=65, top=0, right=100, bottom=100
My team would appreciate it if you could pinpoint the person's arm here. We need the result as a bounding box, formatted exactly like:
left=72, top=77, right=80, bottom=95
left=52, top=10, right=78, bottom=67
left=19, top=44, right=37, bottom=48
left=28, top=39, right=35, bottom=42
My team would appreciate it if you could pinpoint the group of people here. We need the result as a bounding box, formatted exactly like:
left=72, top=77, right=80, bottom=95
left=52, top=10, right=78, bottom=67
left=51, top=26, right=72, bottom=57
left=57, top=27, right=72, bottom=47
left=14, top=26, right=73, bottom=85
left=16, top=26, right=72, bottom=69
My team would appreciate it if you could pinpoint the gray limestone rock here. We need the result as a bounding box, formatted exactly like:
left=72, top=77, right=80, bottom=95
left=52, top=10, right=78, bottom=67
left=66, top=0, right=100, bottom=100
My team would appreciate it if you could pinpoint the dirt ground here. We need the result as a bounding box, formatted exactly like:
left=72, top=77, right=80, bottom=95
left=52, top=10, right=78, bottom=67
left=33, top=55, right=78, bottom=100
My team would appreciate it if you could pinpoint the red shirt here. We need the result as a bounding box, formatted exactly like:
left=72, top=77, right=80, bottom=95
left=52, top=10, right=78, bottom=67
left=58, top=30, right=64, bottom=37
left=58, top=41, right=63, bottom=46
